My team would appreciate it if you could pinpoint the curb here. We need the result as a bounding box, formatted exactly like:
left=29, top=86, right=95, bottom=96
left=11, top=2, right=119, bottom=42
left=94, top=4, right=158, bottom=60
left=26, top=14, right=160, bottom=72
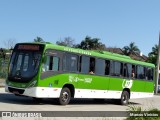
left=0, top=83, right=5, bottom=87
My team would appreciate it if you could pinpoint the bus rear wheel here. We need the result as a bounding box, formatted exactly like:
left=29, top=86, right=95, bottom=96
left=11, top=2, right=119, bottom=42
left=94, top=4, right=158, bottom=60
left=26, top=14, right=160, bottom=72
left=120, top=91, right=129, bottom=105
left=58, top=87, right=71, bottom=105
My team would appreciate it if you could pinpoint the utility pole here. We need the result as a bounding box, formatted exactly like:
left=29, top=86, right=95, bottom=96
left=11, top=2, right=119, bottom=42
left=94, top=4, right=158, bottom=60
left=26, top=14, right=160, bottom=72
left=155, top=33, right=160, bottom=94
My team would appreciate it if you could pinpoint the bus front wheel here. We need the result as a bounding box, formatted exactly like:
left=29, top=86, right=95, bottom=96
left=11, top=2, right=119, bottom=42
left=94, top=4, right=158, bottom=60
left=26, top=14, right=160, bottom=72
left=58, top=87, right=71, bottom=105
left=120, top=91, right=129, bottom=105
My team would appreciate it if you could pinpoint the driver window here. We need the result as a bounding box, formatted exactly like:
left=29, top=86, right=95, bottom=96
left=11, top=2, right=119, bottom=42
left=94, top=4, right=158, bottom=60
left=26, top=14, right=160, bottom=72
left=42, top=56, right=59, bottom=72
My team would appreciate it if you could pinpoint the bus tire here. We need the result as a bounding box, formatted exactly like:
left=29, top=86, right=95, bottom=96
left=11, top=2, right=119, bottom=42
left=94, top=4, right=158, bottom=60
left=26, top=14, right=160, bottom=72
left=120, top=91, right=129, bottom=105
left=59, top=87, right=71, bottom=105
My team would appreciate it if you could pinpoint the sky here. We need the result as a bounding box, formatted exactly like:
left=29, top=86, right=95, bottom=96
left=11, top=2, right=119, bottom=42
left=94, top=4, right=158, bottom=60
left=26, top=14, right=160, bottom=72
left=0, top=0, right=160, bottom=56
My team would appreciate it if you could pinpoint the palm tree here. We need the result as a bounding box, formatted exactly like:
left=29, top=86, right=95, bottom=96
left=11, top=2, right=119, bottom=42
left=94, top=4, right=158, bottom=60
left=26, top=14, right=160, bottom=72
left=148, top=44, right=158, bottom=56
left=76, top=36, right=106, bottom=50
left=34, top=37, right=45, bottom=43
left=147, top=44, right=158, bottom=65
left=123, top=42, right=140, bottom=55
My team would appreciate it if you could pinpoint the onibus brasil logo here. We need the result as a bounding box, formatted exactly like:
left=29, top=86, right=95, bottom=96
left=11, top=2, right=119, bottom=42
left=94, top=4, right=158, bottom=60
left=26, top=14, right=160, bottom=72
left=122, top=79, right=133, bottom=89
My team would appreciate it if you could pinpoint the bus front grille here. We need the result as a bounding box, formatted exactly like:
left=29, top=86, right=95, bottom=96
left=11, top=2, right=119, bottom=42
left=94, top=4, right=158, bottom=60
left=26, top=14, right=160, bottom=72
left=8, top=87, right=25, bottom=94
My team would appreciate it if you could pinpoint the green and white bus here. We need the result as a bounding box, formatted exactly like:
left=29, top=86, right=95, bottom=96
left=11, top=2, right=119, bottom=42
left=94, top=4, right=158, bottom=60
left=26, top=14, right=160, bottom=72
left=5, top=42, right=155, bottom=105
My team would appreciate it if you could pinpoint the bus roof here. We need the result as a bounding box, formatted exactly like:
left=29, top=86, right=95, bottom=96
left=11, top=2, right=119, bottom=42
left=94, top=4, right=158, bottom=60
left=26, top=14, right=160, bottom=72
left=17, top=42, right=155, bottom=68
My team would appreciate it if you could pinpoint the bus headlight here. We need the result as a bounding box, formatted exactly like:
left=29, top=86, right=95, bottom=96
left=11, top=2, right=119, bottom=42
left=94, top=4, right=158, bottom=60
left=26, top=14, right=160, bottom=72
left=27, top=80, right=37, bottom=88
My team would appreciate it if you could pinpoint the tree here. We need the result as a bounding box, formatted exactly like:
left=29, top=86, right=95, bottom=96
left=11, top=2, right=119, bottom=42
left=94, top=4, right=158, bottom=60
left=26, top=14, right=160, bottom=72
left=147, top=44, right=158, bottom=65
left=56, top=37, right=75, bottom=47
left=122, top=42, right=140, bottom=55
left=0, top=48, right=6, bottom=59
left=3, top=39, right=16, bottom=50
left=76, top=36, right=106, bottom=50
left=34, top=37, right=45, bottom=42
left=3, top=39, right=16, bottom=59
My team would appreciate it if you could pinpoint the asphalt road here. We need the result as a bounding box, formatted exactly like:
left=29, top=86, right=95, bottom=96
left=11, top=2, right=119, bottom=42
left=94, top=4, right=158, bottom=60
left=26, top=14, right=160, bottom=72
left=0, top=88, right=160, bottom=120
left=0, top=88, right=160, bottom=111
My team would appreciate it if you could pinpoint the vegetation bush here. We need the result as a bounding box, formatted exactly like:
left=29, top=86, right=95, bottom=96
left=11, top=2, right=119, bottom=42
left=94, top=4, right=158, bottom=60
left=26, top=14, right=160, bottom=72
left=0, top=58, right=9, bottom=79
left=126, top=105, right=160, bottom=120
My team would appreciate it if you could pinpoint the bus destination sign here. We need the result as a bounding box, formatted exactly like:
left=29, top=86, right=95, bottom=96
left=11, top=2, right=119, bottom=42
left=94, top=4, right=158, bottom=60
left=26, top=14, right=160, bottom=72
left=17, top=45, right=40, bottom=51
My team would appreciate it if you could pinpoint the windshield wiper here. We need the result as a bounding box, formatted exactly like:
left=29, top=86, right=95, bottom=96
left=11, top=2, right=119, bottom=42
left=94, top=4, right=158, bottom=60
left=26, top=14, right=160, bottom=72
left=14, top=70, right=22, bottom=80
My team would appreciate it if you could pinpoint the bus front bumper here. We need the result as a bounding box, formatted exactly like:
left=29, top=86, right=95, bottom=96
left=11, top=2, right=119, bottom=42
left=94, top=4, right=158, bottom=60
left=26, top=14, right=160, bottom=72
left=5, top=85, right=62, bottom=98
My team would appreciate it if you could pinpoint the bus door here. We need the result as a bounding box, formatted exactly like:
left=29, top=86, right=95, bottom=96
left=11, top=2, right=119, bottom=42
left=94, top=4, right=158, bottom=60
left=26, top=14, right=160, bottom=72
left=127, top=65, right=146, bottom=98
left=62, top=53, right=79, bottom=88
left=40, top=50, right=63, bottom=87
left=108, top=63, right=134, bottom=98
left=144, top=67, right=154, bottom=93
left=108, top=61, right=124, bottom=92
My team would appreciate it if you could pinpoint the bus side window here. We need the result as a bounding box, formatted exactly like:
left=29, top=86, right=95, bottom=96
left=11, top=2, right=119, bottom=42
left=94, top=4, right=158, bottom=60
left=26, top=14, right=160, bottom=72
left=147, top=68, right=153, bottom=81
left=43, top=56, right=59, bottom=72
left=63, top=53, right=78, bottom=72
left=110, top=61, right=122, bottom=76
left=105, top=60, right=110, bottom=75
left=42, top=56, right=50, bottom=71
left=110, top=61, right=114, bottom=75
left=135, top=65, right=138, bottom=79
left=70, top=55, right=78, bottom=72
left=123, top=63, right=127, bottom=77
left=95, top=59, right=105, bottom=75
left=80, top=56, right=90, bottom=74
left=52, top=57, right=59, bottom=71
left=89, top=57, right=95, bottom=74
left=144, top=67, right=147, bottom=80
left=120, top=63, right=123, bottom=76
left=127, top=64, right=132, bottom=78
left=137, top=66, right=145, bottom=79
left=49, top=56, right=53, bottom=70
left=124, top=63, right=132, bottom=78
left=132, top=65, right=135, bottom=79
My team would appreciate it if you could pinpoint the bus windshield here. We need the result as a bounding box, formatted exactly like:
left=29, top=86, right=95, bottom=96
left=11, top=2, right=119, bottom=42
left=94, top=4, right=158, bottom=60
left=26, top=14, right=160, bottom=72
left=8, top=44, right=44, bottom=82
